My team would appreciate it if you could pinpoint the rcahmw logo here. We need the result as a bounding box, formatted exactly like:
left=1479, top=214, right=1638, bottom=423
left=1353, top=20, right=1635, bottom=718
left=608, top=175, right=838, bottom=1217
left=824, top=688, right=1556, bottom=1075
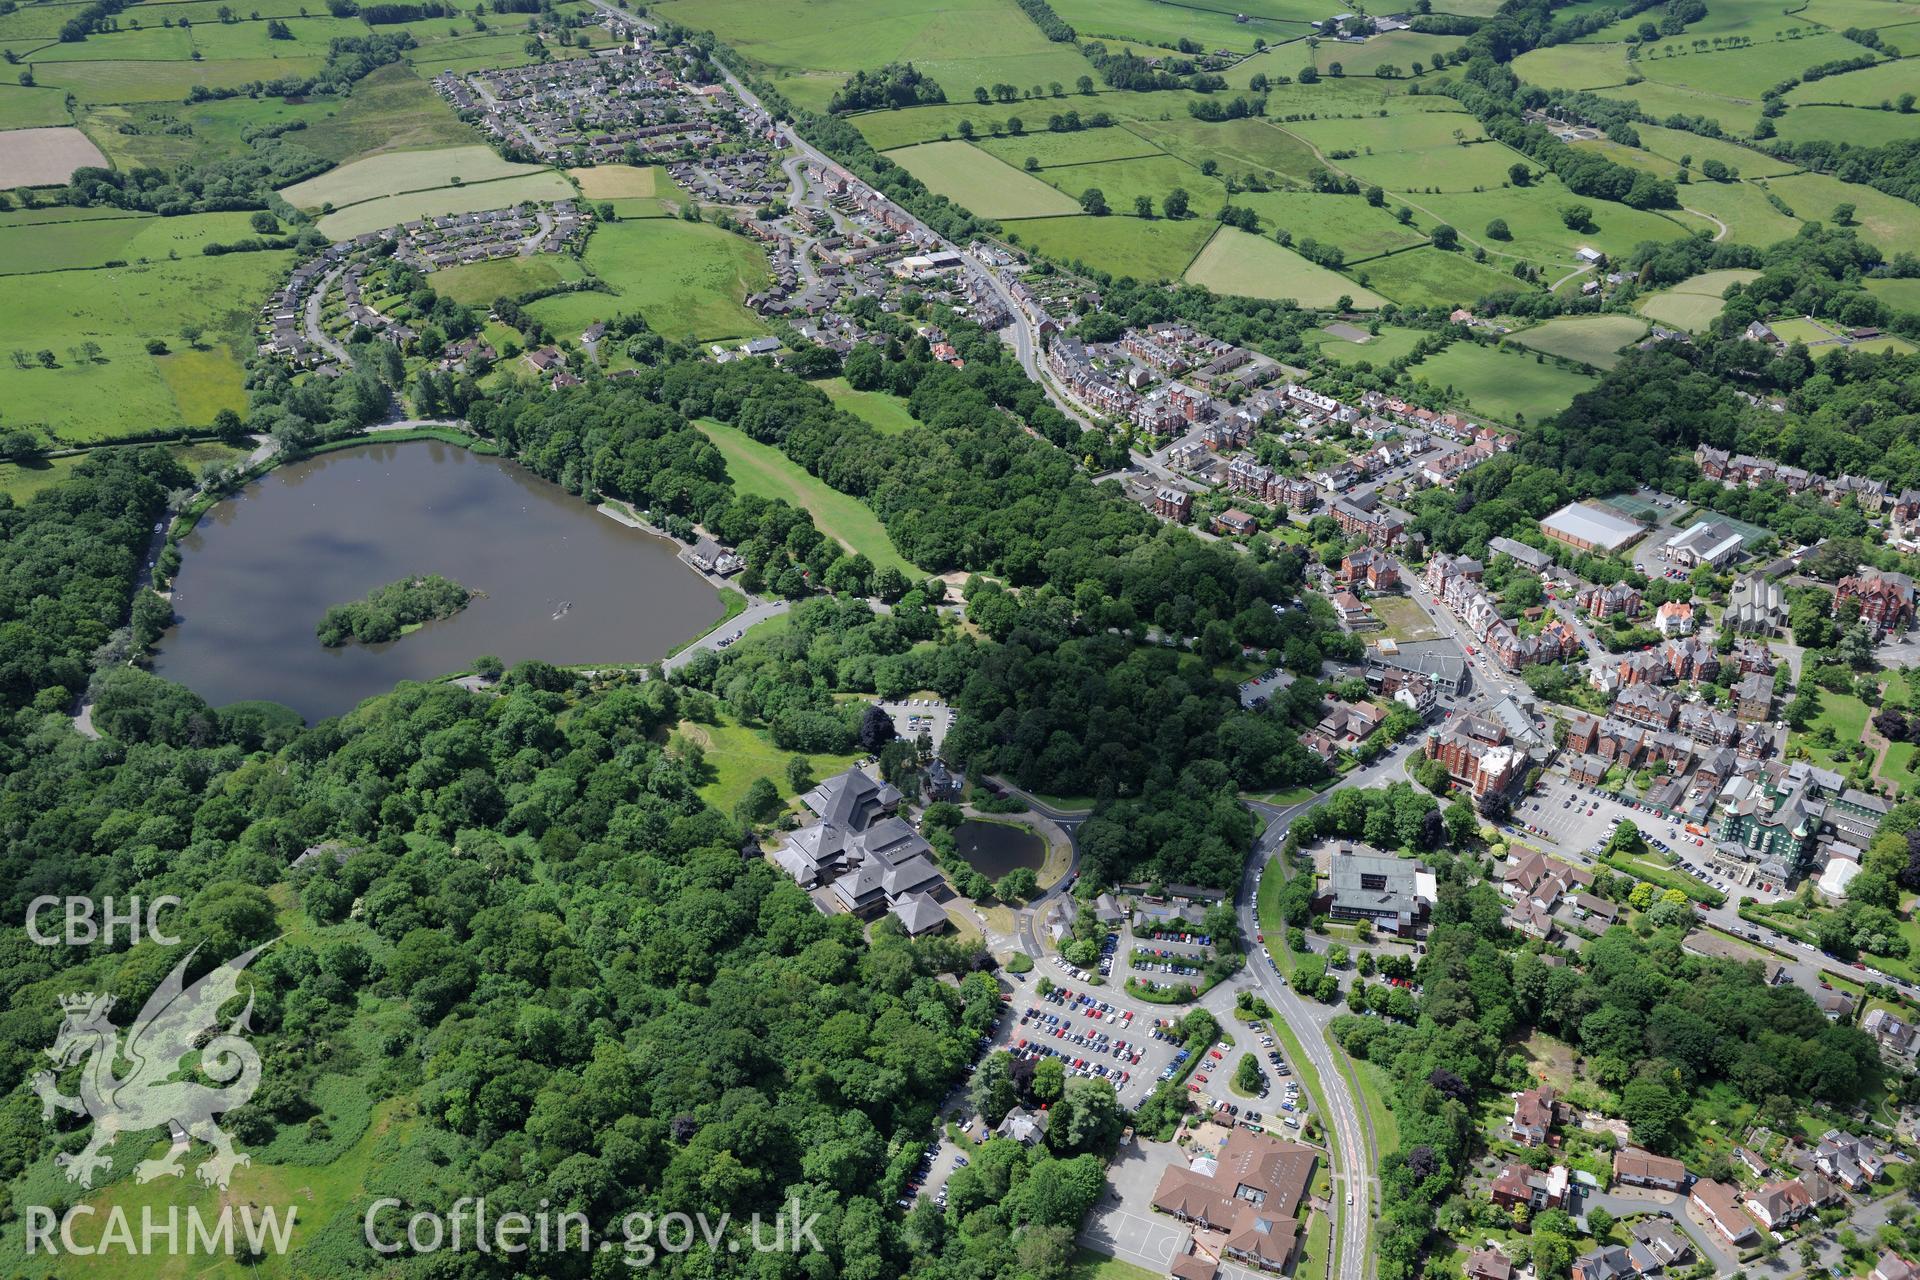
left=24, top=941, right=291, bottom=1256
left=25, top=1203, right=297, bottom=1258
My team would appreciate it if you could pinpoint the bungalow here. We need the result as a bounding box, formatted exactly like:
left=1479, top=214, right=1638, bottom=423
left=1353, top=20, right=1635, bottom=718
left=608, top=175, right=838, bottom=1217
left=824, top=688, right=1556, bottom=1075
left=1571, top=1246, right=1635, bottom=1280
left=1614, top=1148, right=1687, bottom=1191
left=1690, top=1179, right=1758, bottom=1246
left=1629, top=1218, right=1692, bottom=1268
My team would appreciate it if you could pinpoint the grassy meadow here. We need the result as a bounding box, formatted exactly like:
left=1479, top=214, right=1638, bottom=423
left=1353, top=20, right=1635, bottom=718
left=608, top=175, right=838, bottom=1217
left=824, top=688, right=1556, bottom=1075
left=1406, top=341, right=1598, bottom=424
left=520, top=218, right=770, bottom=345
left=694, top=418, right=923, bottom=577
left=1506, top=314, right=1649, bottom=369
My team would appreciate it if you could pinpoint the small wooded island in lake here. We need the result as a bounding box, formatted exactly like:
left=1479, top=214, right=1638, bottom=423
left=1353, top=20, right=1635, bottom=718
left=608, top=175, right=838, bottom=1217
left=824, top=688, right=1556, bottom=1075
left=316, top=574, right=475, bottom=647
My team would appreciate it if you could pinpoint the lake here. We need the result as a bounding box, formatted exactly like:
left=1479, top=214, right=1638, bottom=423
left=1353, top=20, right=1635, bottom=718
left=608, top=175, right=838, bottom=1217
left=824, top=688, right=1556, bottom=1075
left=151, top=440, right=727, bottom=720
left=952, top=819, right=1045, bottom=878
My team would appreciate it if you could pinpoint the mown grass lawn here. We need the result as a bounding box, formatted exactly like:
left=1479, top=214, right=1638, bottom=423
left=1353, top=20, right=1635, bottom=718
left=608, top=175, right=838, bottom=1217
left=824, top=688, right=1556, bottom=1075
left=813, top=376, right=921, bottom=435
left=1406, top=341, right=1597, bottom=425
left=694, top=418, right=924, bottom=577
left=677, top=712, right=858, bottom=818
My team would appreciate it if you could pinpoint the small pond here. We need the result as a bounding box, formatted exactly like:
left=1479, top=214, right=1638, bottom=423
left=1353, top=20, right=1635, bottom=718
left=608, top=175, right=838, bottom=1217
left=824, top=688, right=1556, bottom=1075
left=952, top=819, right=1046, bottom=878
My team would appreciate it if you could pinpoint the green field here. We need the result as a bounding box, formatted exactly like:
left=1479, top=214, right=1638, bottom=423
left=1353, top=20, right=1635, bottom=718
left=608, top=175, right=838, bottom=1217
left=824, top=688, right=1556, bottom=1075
left=1635, top=267, right=1762, bottom=330
left=1051, top=0, right=1303, bottom=50
left=427, top=254, right=588, bottom=307
left=0, top=83, right=73, bottom=128
left=0, top=210, right=262, bottom=274
left=1797, top=0, right=1920, bottom=25
left=82, top=63, right=476, bottom=171
left=1507, top=314, right=1648, bottom=369
left=1633, top=123, right=1799, bottom=177
left=1639, top=33, right=1880, bottom=99
left=1185, top=225, right=1388, bottom=307
left=1416, top=179, right=1694, bottom=266
left=1785, top=55, right=1920, bottom=109
left=1357, top=245, right=1536, bottom=309
left=681, top=711, right=860, bottom=817
left=1317, top=322, right=1429, bottom=365
left=652, top=0, right=1093, bottom=113
left=1776, top=104, right=1920, bottom=146
left=1237, top=190, right=1430, bottom=259
left=694, top=418, right=923, bottom=576
left=524, top=218, right=770, bottom=344
left=1308, top=29, right=1465, bottom=76
left=1118, top=115, right=1325, bottom=186
left=1511, top=41, right=1631, bottom=89
left=0, top=251, right=289, bottom=441
left=1026, top=150, right=1227, bottom=218
left=973, top=124, right=1167, bottom=170
left=814, top=376, right=921, bottom=435
left=1339, top=136, right=1536, bottom=194
left=1673, top=176, right=1804, bottom=246
left=1407, top=340, right=1598, bottom=424
left=884, top=140, right=1085, bottom=218
left=314, top=172, right=576, bottom=239
left=1761, top=171, right=1920, bottom=252
left=28, top=55, right=327, bottom=104
left=1001, top=212, right=1217, bottom=281
left=282, top=143, right=545, bottom=209
left=1866, top=277, right=1920, bottom=312
left=1594, top=79, right=1766, bottom=136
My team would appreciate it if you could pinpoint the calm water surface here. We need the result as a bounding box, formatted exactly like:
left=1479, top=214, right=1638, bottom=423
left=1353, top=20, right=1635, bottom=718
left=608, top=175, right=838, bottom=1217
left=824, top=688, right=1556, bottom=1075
left=952, top=819, right=1046, bottom=878
left=152, top=441, right=723, bottom=719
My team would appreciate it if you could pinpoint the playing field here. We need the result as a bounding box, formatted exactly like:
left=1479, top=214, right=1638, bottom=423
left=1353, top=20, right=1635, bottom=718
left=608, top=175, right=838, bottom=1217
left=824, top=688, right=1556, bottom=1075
left=652, top=0, right=1092, bottom=113
left=1316, top=323, right=1429, bottom=365
left=1635, top=268, right=1762, bottom=331
left=282, top=144, right=545, bottom=209
left=568, top=164, right=660, bottom=199
left=0, top=125, right=107, bottom=186
left=1356, top=245, right=1535, bottom=309
left=1406, top=341, right=1597, bottom=424
left=427, top=254, right=589, bottom=308
left=0, top=210, right=262, bottom=273
left=0, top=251, right=290, bottom=441
left=523, top=218, right=769, bottom=344
left=1184, top=226, right=1387, bottom=308
left=883, top=140, right=1084, bottom=218
left=694, top=418, right=923, bottom=576
left=1000, top=212, right=1217, bottom=281
left=1507, top=315, right=1649, bottom=369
